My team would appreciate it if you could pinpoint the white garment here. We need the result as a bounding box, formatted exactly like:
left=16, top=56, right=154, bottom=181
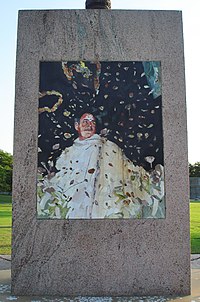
left=37, top=134, right=165, bottom=219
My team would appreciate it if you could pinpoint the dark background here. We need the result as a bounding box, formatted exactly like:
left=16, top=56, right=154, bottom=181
left=38, top=61, right=163, bottom=173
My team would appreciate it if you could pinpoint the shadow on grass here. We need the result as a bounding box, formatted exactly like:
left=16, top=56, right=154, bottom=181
left=0, top=226, right=11, bottom=229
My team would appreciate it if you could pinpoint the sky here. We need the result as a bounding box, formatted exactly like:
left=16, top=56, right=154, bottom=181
left=0, top=0, right=199, bottom=164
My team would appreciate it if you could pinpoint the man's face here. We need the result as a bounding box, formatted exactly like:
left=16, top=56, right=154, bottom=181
left=75, top=113, right=96, bottom=140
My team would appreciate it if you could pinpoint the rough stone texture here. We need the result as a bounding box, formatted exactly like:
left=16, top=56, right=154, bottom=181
left=12, top=10, right=190, bottom=296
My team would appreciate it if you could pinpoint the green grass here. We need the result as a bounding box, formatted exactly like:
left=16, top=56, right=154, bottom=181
left=0, top=195, right=200, bottom=255
left=190, top=201, right=200, bottom=254
left=0, top=194, right=12, bottom=254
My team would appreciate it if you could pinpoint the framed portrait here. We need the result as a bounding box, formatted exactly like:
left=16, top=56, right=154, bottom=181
left=37, top=61, right=165, bottom=219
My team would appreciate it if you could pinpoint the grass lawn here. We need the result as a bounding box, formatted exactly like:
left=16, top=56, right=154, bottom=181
left=0, top=194, right=12, bottom=254
left=0, top=195, right=200, bottom=254
left=190, top=201, right=200, bottom=254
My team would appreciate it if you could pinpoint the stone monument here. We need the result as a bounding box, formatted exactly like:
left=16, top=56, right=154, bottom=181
left=12, top=1, right=190, bottom=296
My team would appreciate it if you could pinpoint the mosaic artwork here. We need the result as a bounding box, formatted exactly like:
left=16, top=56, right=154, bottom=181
left=37, top=61, right=165, bottom=219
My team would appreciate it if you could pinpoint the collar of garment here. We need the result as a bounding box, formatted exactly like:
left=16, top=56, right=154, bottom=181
left=73, top=134, right=101, bottom=146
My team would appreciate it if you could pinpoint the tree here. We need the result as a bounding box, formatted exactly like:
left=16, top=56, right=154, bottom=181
left=189, top=162, right=200, bottom=177
left=0, top=150, right=13, bottom=192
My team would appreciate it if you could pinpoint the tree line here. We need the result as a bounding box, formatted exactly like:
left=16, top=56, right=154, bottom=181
left=189, top=162, right=200, bottom=177
left=0, top=149, right=200, bottom=193
left=0, top=150, right=12, bottom=192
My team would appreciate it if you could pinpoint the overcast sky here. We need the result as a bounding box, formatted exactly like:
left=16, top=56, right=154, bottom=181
left=0, top=0, right=199, bottom=163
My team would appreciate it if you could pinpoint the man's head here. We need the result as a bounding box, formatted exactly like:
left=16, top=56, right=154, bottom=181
left=75, top=113, right=96, bottom=140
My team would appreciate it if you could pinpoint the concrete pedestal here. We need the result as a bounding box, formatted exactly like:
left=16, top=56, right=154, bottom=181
left=12, top=9, right=190, bottom=296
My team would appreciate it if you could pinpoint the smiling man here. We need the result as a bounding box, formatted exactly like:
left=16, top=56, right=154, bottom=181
left=74, top=113, right=96, bottom=140
left=37, top=112, right=165, bottom=219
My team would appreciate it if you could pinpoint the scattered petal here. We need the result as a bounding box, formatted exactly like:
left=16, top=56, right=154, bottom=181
left=137, top=133, right=143, bottom=140
left=52, top=143, right=60, bottom=150
left=148, top=89, right=154, bottom=95
left=145, top=156, right=155, bottom=168
left=64, top=133, right=72, bottom=139
left=63, top=111, right=71, bottom=117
